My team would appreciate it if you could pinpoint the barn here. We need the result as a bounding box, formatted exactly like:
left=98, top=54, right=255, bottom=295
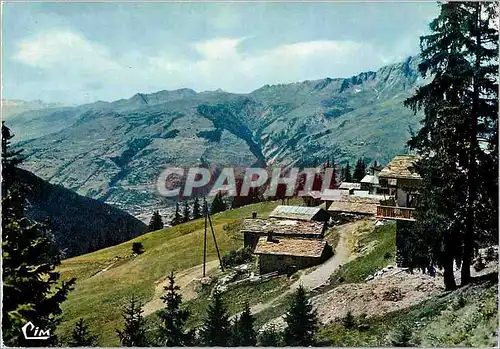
left=253, top=235, right=331, bottom=275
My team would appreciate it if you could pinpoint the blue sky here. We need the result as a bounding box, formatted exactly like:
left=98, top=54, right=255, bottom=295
left=2, top=2, right=439, bottom=105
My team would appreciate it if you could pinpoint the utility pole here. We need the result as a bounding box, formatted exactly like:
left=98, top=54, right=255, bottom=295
left=202, top=197, right=224, bottom=277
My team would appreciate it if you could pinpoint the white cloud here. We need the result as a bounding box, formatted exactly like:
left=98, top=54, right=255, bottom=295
left=11, top=30, right=401, bottom=103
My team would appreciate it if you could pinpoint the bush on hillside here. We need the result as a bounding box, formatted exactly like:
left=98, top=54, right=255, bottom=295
left=222, top=247, right=253, bottom=268
left=132, top=242, right=145, bottom=255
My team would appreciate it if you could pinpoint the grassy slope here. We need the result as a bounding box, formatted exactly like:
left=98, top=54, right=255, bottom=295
left=57, top=200, right=298, bottom=346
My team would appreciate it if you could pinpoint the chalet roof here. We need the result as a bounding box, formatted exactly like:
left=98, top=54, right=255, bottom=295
left=338, top=182, right=362, bottom=190
left=269, top=205, right=326, bottom=221
left=379, top=155, right=421, bottom=180
left=327, top=195, right=380, bottom=215
left=241, top=218, right=324, bottom=236
left=320, top=189, right=344, bottom=201
left=305, top=191, right=322, bottom=199
left=360, top=174, right=379, bottom=185
left=253, top=237, right=326, bottom=258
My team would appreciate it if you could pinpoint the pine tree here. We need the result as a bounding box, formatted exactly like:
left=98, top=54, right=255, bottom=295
left=199, top=290, right=231, bottom=346
left=157, top=271, right=191, bottom=346
left=192, top=197, right=202, bottom=219
left=353, top=158, right=367, bottom=183
left=182, top=201, right=190, bottom=223
left=70, top=318, right=98, bottom=347
left=148, top=210, right=164, bottom=232
left=210, top=192, right=227, bottom=215
left=170, top=202, right=182, bottom=226
left=2, top=122, right=76, bottom=346
left=232, top=302, right=256, bottom=346
left=116, top=295, right=148, bottom=347
left=342, top=163, right=352, bottom=183
left=404, top=2, right=498, bottom=289
left=283, top=285, right=318, bottom=346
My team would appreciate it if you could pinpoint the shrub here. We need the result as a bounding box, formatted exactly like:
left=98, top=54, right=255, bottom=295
left=222, top=247, right=253, bottom=268
left=132, top=242, right=144, bottom=255
left=388, top=323, right=417, bottom=347
left=342, top=311, right=356, bottom=329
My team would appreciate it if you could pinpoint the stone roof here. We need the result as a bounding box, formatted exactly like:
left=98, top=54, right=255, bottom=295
left=327, top=195, right=380, bottom=215
left=253, top=237, right=326, bottom=258
left=240, top=218, right=324, bottom=236
left=379, top=155, right=421, bottom=180
left=269, top=205, right=327, bottom=221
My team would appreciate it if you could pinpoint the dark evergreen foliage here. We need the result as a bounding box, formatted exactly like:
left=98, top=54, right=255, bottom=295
left=2, top=122, right=76, bottom=346
left=404, top=1, right=498, bottom=290
left=70, top=318, right=98, bottom=347
left=199, top=290, right=231, bottom=346
left=192, top=197, right=202, bottom=220
left=182, top=201, right=190, bottom=223
left=283, top=285, right=318, bottom=346
left=132, top=242, right=144, bottom=255
left=157, top=272, right=191, bottom=346
left=148, top=210, right=164, bottom=231
left=116, top=295, right=148, bottom=347
left=210, top=192, right=227, bottom=215
left=353, top=158, right=367, bottom=183
left=170, top=202, right=182, bottom=226
left=231, top=302, right=256, bottom=346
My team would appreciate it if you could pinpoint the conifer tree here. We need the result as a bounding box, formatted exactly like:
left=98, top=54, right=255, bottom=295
left=199, top=290, right=231, bottom=346
left=404, top=1, right=498, bottom=289
left=236, top=302, right=257, bottom=347
left=116, top=295, right=148, bottom=347
left=157, top=271, right=191, bottom=346
left=353, top=158, right=367, bottom=183
left=148, top=210, right=164, bottom=231
left=70, top=318, right=98, bottom=347
left=283, top=285, right=318, bottom=346
left=2, top=122, right=75, bottom=346
left=342, top=163, right=352, bottom=182
left=192, top=197, right=202, bottom=219
left=170, top=202, right=182, bottom=226
left=210, top=192, right=227, bottom=215
left=182, top=201, right=190, bottom=223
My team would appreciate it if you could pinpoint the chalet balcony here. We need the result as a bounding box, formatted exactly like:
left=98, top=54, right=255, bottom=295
left=376, top=205, right=415, bottom=221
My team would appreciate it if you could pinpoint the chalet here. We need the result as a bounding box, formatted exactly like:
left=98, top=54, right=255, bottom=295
left=338, top=182, right=361, bottom=194
left=326, top=194, right=381, bottom=216
left=269, top=205, right=329, bottom=222
left=253, top=235, right=330, bottom=274
left=375, top=154, right=422, bottom=267
left=303, top=190, right=323, bottom=207
left=376, top=154, right=421, bottom=222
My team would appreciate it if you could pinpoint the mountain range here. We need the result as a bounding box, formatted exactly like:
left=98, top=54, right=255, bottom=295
left=7, top=56, right=426, bottom=217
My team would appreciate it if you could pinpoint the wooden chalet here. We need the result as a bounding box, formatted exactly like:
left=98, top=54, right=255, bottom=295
left=376, top=155, right=421, bottom=222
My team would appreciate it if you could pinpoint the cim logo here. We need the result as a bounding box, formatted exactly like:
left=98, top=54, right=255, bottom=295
left=21, top=321, right=50, bottom=340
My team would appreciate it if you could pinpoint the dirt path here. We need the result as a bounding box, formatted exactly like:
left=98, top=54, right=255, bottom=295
left=246, top=220, right=369, bottom=317
left=143, top=260, right=220, bottom=316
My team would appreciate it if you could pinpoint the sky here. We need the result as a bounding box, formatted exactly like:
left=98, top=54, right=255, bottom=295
left=2, top=1, right=439, bottom=105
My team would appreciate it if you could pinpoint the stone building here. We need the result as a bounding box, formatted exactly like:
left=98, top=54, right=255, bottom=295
left=253, top=235, right=331, bottom=275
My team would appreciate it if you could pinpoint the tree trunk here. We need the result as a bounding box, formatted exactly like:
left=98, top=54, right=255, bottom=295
left=443, top=254, right=457, bottom=291
left=462, top=2, right=481, bottom=286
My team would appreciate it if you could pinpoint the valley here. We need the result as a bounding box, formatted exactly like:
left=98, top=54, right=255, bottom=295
left=7, top=56, right=427, bottom=218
